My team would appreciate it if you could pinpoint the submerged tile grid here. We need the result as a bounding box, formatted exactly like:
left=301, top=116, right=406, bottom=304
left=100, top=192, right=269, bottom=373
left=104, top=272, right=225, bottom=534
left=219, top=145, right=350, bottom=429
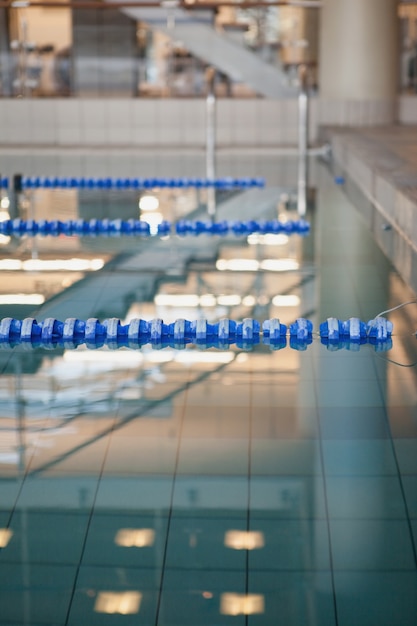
left=314, top=174, right=417, bottom=626
left=0, top=167, right=416, bottom=625
left=0, top=352, right=125, bottom=625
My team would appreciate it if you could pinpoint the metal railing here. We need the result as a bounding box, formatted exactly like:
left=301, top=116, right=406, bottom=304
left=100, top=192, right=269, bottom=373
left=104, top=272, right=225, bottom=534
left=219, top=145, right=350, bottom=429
left=297, top=64, right=308, bottom=217
left=205, top=66, right=217, bottom=218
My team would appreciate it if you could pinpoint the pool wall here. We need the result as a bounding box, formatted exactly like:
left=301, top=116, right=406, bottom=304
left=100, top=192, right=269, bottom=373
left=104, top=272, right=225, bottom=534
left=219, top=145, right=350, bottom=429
left=324, top=128, right=417, bottom=296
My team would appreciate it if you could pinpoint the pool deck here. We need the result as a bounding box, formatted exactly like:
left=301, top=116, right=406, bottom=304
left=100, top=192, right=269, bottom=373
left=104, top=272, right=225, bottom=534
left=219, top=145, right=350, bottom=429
left=323, top=125, right=417, bottom=295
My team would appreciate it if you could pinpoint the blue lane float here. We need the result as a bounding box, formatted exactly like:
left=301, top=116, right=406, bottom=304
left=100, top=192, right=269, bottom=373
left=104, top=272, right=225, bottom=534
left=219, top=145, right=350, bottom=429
left=366, top=316, right=393, bottom=341
left=9, top=176, right=266, bottom=190
left=0, top=316, right=393, bottom=352
left=0, top=218, right=311, bottom=238
left=319, top=317, right=368, bottom=341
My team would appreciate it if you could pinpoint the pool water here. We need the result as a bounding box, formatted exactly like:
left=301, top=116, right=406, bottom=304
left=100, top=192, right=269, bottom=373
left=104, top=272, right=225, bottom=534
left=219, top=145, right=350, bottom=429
left=0, top=162, right=416, bottom=625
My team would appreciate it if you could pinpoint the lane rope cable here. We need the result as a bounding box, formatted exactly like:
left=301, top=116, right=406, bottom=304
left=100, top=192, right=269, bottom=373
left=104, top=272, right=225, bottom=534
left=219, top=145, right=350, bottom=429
left=0, top=316, right=394, bottom=352
left=2, top=176, right=266, bottom=190
left=0, top=218, right=311, bottom=238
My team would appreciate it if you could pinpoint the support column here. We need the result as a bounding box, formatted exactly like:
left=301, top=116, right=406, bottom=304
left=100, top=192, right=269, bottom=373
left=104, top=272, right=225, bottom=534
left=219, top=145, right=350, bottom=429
left=319, top=0, right=398, bottom=124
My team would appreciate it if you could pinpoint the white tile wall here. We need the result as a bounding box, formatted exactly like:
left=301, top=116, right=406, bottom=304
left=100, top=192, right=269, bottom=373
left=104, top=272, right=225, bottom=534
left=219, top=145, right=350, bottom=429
left=216, top=99, right=234, bottom=146
left=7, top=100, right=32, bottom=144
left=0, top=97, right=304, bottom=148
left=0, top=95, right=401, bottom=149
left=258, top=100, right=281, bottom=147
left=232, top=99, right=259, bottom=145
left=131, top=100, right=157, bottom=146
left=31, top=101, right=58, bottom=145
left=281, top=99, right=299, bottom=146
left=80, top=100, right=108, bottom=145
left=154, top=99, right=183, bottom=147
left=57, top=100, right=82, bottom=145
left=181, top=100, right=205, bottom=148
left=106, top=99, right=133, bottom=145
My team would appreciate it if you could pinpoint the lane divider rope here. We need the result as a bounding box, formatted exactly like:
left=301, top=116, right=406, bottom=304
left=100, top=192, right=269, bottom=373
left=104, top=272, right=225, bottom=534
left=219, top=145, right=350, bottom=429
left=2, top=176, right=266, bottom=190
left=0, top=316, right=393, bottom=351
left=0, top=218, right=311, bottom=238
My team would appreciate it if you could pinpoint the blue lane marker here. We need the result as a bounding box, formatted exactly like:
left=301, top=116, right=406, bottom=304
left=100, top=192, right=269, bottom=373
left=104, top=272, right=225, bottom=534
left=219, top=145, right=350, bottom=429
left=10, top=176, right=266, bottom=190
left=0, top=316, right=393, bottom=352
left=319, top=317, right=367, bottom=341
left=0, top=218, right=311, bottom=238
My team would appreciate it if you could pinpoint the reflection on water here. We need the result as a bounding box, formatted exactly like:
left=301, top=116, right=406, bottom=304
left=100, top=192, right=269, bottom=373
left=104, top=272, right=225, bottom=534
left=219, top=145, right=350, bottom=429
left=94, top=591, right=142, bottom=615
left=220, top=593, right=265, bottom=615
left=224, top=530, right=265, bottom=550
left=115, top=528, right=156, bottom=548
left=0, top=169, right=416, bottom=625
left=0, top=528, right=13, bottom=548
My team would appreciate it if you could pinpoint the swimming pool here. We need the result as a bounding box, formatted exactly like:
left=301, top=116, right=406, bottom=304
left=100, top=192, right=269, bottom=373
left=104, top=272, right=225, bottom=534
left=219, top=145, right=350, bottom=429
left=0, top=159, right=416, bottom=625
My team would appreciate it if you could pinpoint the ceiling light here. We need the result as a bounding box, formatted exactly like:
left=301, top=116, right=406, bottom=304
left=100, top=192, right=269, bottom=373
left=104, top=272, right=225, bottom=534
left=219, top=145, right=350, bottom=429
left=247, top=233, right=289, bottom=246
left=155, top=294, right=200, bottom=307
left=115, top=528, right=155, bottom=548
left=242, top=295, right=256, bottom=307
left=216, top=258, right=299, bottom=272
left=0, top=260, right=21, bottom=270
left=220, top=593, right=265, bottom=616
left=0, top=529, right=13, bottom=548
left=217, top=295, right=241, bottom=307
left=199, top=294, right=216, bottom=307
left=216, top=259, right=260, bottom=272
left=272, top=294, right=300, bottom=307
left=89, top=259, right=105, bottom=271
left=63, top=351, right=144, bottom=365
left=0, top=258, right=104, bottom=272
left=139, top=195, right=159, bottom=212
left=224, top=530, right=265, bottom=550
left=154, top=294, right=241, bottom=307
left=260, top=259, right=299, bottom=271
left=175, top=351, right=234, bottom=364
left=0, top=293, right=45, bottom=305
left=143, top=350, right=175, bottom=363
left=95, top=592, right=142, bottom=615
left=22, top=258, right=105, bottom=272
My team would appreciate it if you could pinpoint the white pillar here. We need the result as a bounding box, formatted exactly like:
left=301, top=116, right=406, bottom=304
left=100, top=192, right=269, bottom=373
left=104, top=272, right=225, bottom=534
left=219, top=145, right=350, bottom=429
left=319, top=0, right=398, bottom=122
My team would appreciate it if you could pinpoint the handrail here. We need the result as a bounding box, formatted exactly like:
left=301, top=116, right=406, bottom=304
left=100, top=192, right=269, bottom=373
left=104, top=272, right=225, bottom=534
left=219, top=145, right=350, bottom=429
left=297, top=64, right=309, bottom=217
left=205, top=66, right=217, bottom=218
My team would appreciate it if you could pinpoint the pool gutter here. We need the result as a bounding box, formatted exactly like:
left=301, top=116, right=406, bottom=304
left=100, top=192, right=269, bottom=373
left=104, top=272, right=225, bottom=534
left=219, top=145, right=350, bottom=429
left=321, top=126, right=417, bottom=296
